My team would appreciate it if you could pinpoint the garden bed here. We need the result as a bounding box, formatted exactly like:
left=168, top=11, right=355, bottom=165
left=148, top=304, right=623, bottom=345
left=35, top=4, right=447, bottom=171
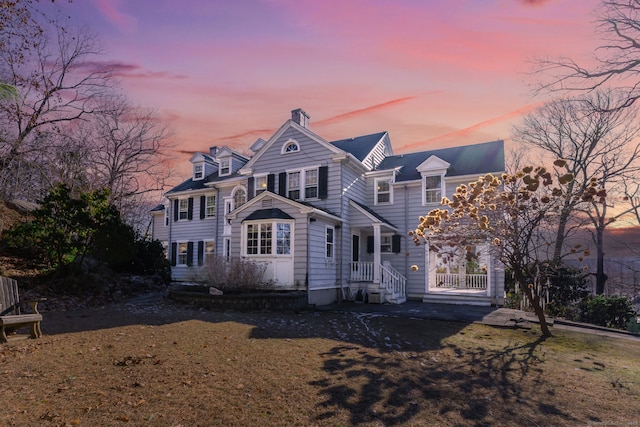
left=168, top=284, right=313, bottom=312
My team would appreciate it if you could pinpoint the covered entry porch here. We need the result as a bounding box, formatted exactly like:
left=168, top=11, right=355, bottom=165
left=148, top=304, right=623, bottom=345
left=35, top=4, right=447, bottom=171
left=348, top=200, right=406, bottom=304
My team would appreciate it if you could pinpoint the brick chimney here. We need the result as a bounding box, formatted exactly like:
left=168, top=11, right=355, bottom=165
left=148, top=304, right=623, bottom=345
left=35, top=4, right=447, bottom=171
left=291, top=108, right=310, bottom=128
left=209, top=146, right=218, bottom=158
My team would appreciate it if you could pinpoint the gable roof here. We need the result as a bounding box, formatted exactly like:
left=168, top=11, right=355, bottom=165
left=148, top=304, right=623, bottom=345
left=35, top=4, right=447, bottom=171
left=376, top=140, right=504, bottom=182
left=349, top=199, right=396, bottom=230
left=330, top=131, right=387, bottom=162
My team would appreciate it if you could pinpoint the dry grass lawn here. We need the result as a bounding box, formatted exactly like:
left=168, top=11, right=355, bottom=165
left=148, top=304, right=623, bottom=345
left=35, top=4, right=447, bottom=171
left=1, top=294, right=639, bottom=426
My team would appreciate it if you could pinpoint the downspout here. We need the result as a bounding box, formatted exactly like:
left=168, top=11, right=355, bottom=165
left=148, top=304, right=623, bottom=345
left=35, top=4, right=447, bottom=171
left=307, top=216, right=311, bottom=305
left=168, top=199, right=173, bottom=282
left=404, top=184, right=408, bottom=279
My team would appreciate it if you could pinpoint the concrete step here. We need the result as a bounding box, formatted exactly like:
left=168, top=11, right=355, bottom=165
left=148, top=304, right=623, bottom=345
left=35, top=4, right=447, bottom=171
left=422, top=293, right=493, bottom=306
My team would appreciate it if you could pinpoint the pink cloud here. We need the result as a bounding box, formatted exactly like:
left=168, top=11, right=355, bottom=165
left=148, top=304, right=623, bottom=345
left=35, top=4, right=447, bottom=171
left=315, top=97, right=416, bottom=127
left=75, top=60, right=187, bottom=80
left=92, top=0, right=137, bottom=33
left=396, top=103, right=541, bottom=152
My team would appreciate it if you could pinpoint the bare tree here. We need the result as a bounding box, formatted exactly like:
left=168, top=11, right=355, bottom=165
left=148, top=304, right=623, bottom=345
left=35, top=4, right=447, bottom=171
left=534, top=0, right=640, bottom=108
left=87, top=96, right=175, bottom=226
left=0, top=17, right=113, bottom=199
left=512, top=90, right=640, bottom=293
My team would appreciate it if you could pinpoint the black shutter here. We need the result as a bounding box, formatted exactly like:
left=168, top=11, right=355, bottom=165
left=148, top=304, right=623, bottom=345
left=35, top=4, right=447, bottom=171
left=173, top=200, right=179, bottom=222
left=318, top=166, right=328, bottom=199
left=171, top=242, right=177, bottom=266
left=278, top=172, right=287, bottom=196
left=247, top=177, right=255, bottom=200
left=367, top=236, right=374, bottom=254
left=187, top=197, right=193, bottom=220
left=198, top=241, right=204, bottom=266
left=187, top=241, right=194, bottom=266
left=200, top=196, right=206, bottom=219
left=267, top=174, right=275, bottom=192
left=392, top=235, right=401, bottom=253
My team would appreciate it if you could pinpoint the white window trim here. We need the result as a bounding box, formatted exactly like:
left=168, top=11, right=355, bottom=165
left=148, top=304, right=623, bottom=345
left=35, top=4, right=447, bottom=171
left=205, top=194, right=216, bottom=218
left=178, top=198, right=189, bottom=221
left=193, top=162, right=204, bottom=180
left=380, top=234, right=393, bottom=253
left=374, top=177, right=394, bottom=205
left=203, top=239, right=215, bottom=262
left=242, top=220, right=294, bottom=257
left=177, top=241, right=188, bottom=266
left=223, top=237, right=231, bottom=261
left=231, top=185, right=247, bottom=210
left=286, top=166, right=320, bottom=201
left=164, top=205, right=169, bottom=226
left=254, top=173, right=268, bottom=196
left=281, top=138, right=300, bottom=154
left=325, top=225, right=335, bottom=261
left=421, top=173, right=445, bottom=206
left=219, top=157, right=231, bottom=176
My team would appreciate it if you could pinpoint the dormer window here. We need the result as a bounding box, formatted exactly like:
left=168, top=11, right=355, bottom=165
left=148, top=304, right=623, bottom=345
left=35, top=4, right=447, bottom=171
left=194, top=163, right=204, bottom=180
left=423, top=175, right=443, bottom=204
left=281, top=139, right=300, bottom=154
left=219, top=158, right=231, bottom=176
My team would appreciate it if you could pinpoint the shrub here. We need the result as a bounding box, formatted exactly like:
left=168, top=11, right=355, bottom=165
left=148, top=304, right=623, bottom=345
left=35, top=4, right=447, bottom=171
left=200, top=255, right=268, bottom=292
left=580, top=295, right=637, bottom=330
left=544, top=265, right=591, bottom=319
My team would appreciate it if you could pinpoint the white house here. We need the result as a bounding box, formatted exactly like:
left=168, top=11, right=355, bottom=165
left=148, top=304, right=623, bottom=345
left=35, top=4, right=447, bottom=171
left=151, top=109, right=505, bottom=306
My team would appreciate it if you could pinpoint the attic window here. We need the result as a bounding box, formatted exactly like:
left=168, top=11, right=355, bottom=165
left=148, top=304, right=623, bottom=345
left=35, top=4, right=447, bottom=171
left=220, top=158, right=231, bottom=176
left=281, top=139, right=300, bottom=154
left=194, top=164, right=203, bottom=180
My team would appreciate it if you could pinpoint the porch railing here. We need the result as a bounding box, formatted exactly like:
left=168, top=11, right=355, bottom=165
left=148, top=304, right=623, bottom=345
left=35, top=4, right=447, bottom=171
left=350, top=261, right=375, bottom=282
left=435, top=273, right=487, bottom=289
left=349, top=261, right=406, bottom=298
left=380, top=263, right=406, bottom=298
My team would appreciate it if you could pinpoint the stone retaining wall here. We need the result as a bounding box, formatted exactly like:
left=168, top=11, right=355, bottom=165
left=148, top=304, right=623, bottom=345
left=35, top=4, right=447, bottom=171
left=169, top=286, right=313, bottom=312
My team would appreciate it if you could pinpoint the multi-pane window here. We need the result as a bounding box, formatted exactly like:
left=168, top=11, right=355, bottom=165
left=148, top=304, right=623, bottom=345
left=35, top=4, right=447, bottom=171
left=177, top=242, right=188, bottom=265
left=260, top=223, right=272, bottom=255
left=220, top=158, right=231, bottom=175
left=376, top=179, right=392, bottom=204
left=194, top=164, right=203, bottom=180
left=326, top=226, right=334, bottom=259
left=277, top=223, right=291, bottom=255
left=424, top=175, right=442, bottom=204
left=246, top=222, right=292, bottom=256
left=246, top=224, right=259, bottom=255
left=206, top=195, right=216, bottom=218
left=288, top=171, right=300, bottom=200
left=305, top=169, right=318, bottom=199
left=179, top=199, right=189, bottom=220
left=381, top=235, right=392, bottom=253
left=255, top=176, right=267, bottom=195
left=283, top=141, right=299, bottom=153
left=233, top=188, right=246, bottom=209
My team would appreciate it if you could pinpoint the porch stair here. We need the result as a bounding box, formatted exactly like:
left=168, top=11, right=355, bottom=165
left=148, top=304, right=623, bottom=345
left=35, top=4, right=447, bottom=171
left=422, top=293, right=493, bottom=306
left=349, top=261, right=407, bottom=304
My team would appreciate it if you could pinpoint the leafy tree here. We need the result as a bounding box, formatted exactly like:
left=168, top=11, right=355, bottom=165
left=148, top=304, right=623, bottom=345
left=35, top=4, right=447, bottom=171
left=3, top=184, right=114, bottom=271
left=410, top=164, right=599, bottom=337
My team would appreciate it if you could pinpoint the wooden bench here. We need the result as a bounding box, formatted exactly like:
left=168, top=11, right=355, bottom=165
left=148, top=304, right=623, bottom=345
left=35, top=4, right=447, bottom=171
left=0, top=276, right=44, bottom=343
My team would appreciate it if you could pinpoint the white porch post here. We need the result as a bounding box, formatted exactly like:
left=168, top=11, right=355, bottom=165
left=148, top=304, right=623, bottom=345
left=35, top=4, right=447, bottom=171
left=373, top=223, right=381, bottom=284
left=424, top=244, right=430, bottom=295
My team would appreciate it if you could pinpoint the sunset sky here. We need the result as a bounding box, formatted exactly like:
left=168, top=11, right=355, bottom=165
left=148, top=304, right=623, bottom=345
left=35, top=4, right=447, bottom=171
left=56, top=0, right=602, bottom=156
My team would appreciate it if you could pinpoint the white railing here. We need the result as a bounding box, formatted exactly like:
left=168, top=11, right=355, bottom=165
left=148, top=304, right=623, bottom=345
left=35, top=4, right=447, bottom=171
left=435, top=273, right=487, bottom=289
left=350, top=261, right=375, bottom=282
left=380, top=263, right=406, bottom=299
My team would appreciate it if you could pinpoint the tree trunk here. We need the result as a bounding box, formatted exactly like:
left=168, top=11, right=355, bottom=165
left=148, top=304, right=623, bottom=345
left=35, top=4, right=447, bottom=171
left=595, top=224, right=606, bottom=295
left=516, top=271, right=552, bottom=337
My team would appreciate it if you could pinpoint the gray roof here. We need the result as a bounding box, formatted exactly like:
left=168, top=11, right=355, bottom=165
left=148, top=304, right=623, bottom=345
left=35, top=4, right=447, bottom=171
left=150, top=204, right=165, bottom=212
left=165, top=171, right=242, bottom=195
left=350, top=199, right=396, bottom=228
left=330, top=132, right=387, bottom=161
left=244, top=208, right=294, bottom=221
left=377, top=140, right=504, bottom=182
